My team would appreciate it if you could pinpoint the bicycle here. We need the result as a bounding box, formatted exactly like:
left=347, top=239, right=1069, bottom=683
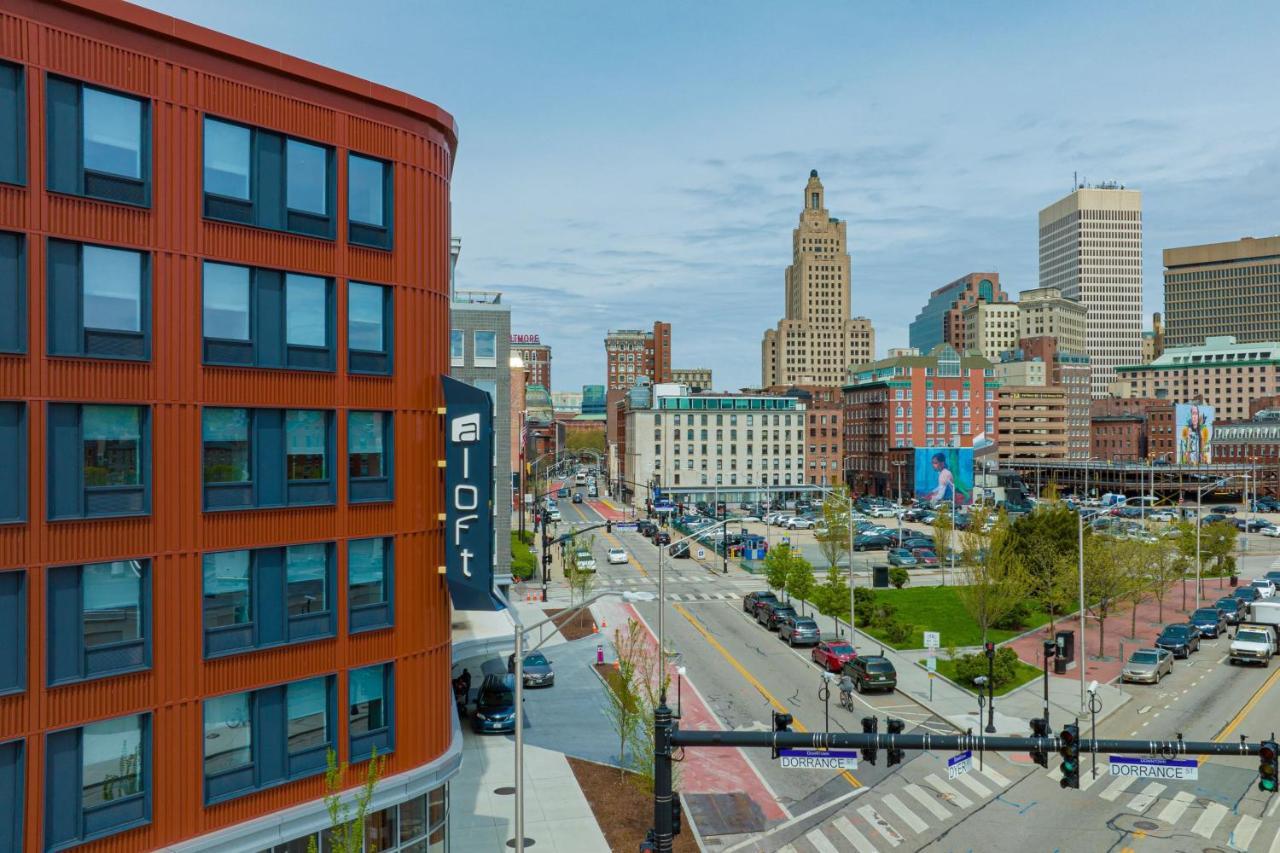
left=839, top=689, right=855, bottom=713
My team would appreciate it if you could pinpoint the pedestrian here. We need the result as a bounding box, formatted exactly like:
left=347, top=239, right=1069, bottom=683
left=459, top=667, right=471, bottom=696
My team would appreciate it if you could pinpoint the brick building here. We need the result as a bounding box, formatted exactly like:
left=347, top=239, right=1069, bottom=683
left=995, top=386, right=1068, bottom=461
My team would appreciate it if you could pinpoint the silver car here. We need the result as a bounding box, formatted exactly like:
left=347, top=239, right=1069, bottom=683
left=778, top=615, right=821, bottom=647
left=1121, top=648, right=1173, bottom=684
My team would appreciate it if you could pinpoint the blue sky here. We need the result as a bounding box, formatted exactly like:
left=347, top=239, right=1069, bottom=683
left=137, top=1, right=1280, bottom=390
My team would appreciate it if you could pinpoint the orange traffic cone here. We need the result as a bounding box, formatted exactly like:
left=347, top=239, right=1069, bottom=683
left=592, top=623, right=599, bottom=634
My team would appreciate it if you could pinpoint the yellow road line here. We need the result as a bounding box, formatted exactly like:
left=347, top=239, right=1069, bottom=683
left=1201, top=663, right=1280, bottom=763
left=673, top=602, right=861, bottom=788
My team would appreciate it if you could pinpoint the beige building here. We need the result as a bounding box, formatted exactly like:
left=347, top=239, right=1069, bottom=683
left=993, top=358, right=1047, bottom=387
left=1039, top=185, right=1143, bottom=396
left=671, top=367, right=713, bottom=391
left=962, top=300, right=1020, bottom=360
left=1017, top=286, right=1087, bottom=354
left=1113, top=335, right=1280, bottom=422
left=1163, top=236, right=1280, bottom=348
left=995, top=386, right=1068, bottom=461
left=762, top=171, right=875, bottom=387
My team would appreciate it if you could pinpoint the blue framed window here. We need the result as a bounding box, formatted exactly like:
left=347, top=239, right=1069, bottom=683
left=47, top=239, right=149, bottom=361
left=47, top=403, right=150, bottom=520
left=45, top=713, right=151, bottom=851
left=348, top=411, right=392, bottom=504
left=347, top=153, right=393, bottom=249
left=201, top=407, right=335, bottom=511
left=349, top=663, right=394, bottom=760
left=348, top=537, right=393, bottom=633
left=449, top=329, right=464, bottom=367
left=202, top=542, right=336, bottom=659
left=0, top=232, right=23, bottom=354
left=0, top=739, right=21, bottom=853
left=203, top=676, right=335, bottom=803
left=347, top=281, right=392, bottom=375
left=0, top=402, right=25, bottom=523
left=47, top=559, right=150, bottom=685
left=473, top=330, right=497, bottom=367
left=46, top=77, right=150, bottom=207
left=201, top=261, right=334, bottom=371
left=202, top=117, right=335, bottom=239
left=0, top=571, right=25, bottom=695
left=0, top=61, right=23, bottom=186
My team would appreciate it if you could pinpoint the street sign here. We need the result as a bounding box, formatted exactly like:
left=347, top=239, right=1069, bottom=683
left=1108, top=756, right=1199, bottom=781
left=614, top=522, right=638, bottom=530
left=948, top=751, right=972, bottom=779
left=926, top=657, right=937, bottom=673
left=696, top=548, right=706, bottom=559
left=524, top=493, right=533, bottom=505
left=779, top=749, right=859, bottom=771
left=923, top=631, right=941, bottom=650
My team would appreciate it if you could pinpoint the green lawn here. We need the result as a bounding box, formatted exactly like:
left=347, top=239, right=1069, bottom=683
left=858, top=586, right=1051, bottom=650
left=919, top=656, right=1042, bottom=696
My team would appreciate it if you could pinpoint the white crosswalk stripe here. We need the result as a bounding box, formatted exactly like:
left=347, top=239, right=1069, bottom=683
left=1232, top=814, right=1262, bottom=851
left=832, top=816, right=879, bottom=853
left=1125, top=782, right=1164, bottom=813
left=1156, top=790, right=1195, bottom=824
left=882, top=793, right=929, bottom=834
left=1269, top=825, right=1280, bottom=853
left=1099, top=774, right=1134, bottom=802
left=923, top=774, right=972, bottom=809
left=1191, top=802, right=1229, bottom=838
left=857, top=805, right=904, bottom=847
left=975, top=762, right=1012, bottom=788
left=1047, top=765, right=1063, bottom=782
left=1078, top=767, right=1104, bottom=790
left=953, top=771, right=992, bottom=799
left=903, top=783, right=953, bottom=820
left=804, top=829, right=841, bottom=853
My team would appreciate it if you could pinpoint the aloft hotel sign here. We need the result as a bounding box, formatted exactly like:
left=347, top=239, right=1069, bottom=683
left=442, top=376, right=503, bottom=611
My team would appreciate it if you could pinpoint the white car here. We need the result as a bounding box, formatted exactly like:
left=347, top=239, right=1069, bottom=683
left=1263, top=525, right=1280, bottom=538
left=737, top=515, right=761, bottom=523
left=787, top=517, right=815, bottom=530
left=607, top=548, right=628, bottom=565
left=1149, top=510, right=1176, bottom=522
left=869, top=506, right=898, bottom=518
left=1250, top=578, right=1276, bottom=599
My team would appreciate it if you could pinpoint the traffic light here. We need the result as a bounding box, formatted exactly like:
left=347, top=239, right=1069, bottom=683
left=1260, top=740, right=1278, bottom=793
left=861, top=716, right=878, bottom=765
left=606, top=519, right=612, bottom=534
left=1029, top=717, right=1049, bottom=768
left=639, top=828, right=656, bottom=852
left=1059, top=723, right=1080, bottom=789
left=671, top=796, right=683, bottom=836
left=771, top=711, right=793, bottom=760
left=886, top=717, right=905, bottom=767
left=984, top=641, right=995, bottom=658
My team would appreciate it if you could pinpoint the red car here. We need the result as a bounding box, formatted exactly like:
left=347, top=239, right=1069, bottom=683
left=912, top=548, right=939, bottom=567
left=811, top=640, right=857, bottom=673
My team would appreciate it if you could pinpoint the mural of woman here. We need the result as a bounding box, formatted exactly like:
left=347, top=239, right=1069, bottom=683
left=925, top=452, right=971, bottom=505
left=1179, top=405, right=1211, bottom=464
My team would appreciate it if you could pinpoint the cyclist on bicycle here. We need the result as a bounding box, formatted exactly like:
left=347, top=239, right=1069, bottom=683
left=839, top=674, right=855, bottom=709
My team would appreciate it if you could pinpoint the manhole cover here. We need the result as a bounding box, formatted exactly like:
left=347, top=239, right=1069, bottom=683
left=505, top=839, right=534, bottom=849
left=494, top=786, right=516, bottom=795
left=1133, top=820, right=1159, bottom=831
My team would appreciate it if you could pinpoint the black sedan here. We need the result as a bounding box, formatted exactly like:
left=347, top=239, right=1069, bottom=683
left=471, top=675, right=518, bottom=734
left=1189, top=607, right=1227, bottom=639
left=1214, top=596, right=1245, bottom=624
left=1154, top=623, right=1201, bottom=658
left=853, top=534, right=891, bottom=552
left=507, top=652, right=555, bottom=688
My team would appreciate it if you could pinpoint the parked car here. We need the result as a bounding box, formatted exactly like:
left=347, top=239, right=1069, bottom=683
left=1251, top=578, right=1277, bottom=599
left=607, top=547, right=628, bottom=565
left=1264, top=526, right=1280, bottom=538
left=471, top=675, right=518, bottom=734
left=842, top=655, right=898, bottom=693
left=507, top=652, right=555, bottom=688
left=637, top=521, right=657, bottom=537
left=912, top=548, right=939, bottom=567
left=1201, top=513, right=1228, bottom=526
left=887, top=548, right=918, bottom=567
left=1234, top=517, right=1273, bottom=532
left=756, top=601, right=797, bottom=630
left=1210, top=505, right=1239, bottom=515
left=901, top=536, right=934, bottom=550
left=1148, top=509, right=1177, bottom=522
left=1234, top=586, right=1262, bottom=605
left=1189, top=607, right=1228, bottom=639
left=869, top=506, right=899, bottom=519
left=787, top=517, right=816, bottom=530
left=1121, top=648, right=1174, bottom=684
left=811, top=640, right=857, bottom=672
left=1154, top=623, right=1201, bottom=658
left=669, top=542, right=691, bottom=558
left=1215, top=596, right=1245, bottom=624
left=743, top=590, right=779, bottom=616
left=854, top=534, right=891, bottom=552
left=653, top=531, right=671, bottom=546
left=778, top=615, right=821, bottom=646
left=1252, top=498, right=1280, bottom=512
left=1264, top=571, right=1280, bottom=585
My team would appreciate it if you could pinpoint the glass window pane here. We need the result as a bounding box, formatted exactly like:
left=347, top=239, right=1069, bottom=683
left=83, top=405, right=141, bottom=487
left=348, top=155, right=385, bottom=226
left=348, top=664, right=386, bottom=734
left=286, top=677, right=328, bottom=755
left=286, top=274, right=327, bottom=347
left=286, top=410, right=327, bottom=481
left=83, top=560, right=143, bottom=648
left=348, top=538, right=387, bottom=606
left=203, top=118, right=250, bottom=200
left=203, top=262, right=250, bottom=340
left=83, top=88, right=141, bottom=179
left=365, top=807, right=396, bottom=852
left=82, top=245, right=142, bottom=332
left=348, top=282, right=385, bottom=351
left=474, top=331, right=497, bottom=363
left=82, top=715, right=143, bottom=811
left=286, top=139, right=327, bottom=215
left=428, top=786, right=446, bottom=828
left=449, top=329, right=464, bottom=364
left=204, top=693, right=251, bottom=774
left=202, top=550, right=251, bottom=628
left=348, top=412, right=385, bottom=479
left=202, top=408, right=250, bottom=484
left=286, top=543, right=327, bottom=616
left=400, top=794, right=427, bottom=842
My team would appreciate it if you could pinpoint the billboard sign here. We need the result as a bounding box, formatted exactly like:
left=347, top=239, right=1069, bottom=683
left=913, top=448, right=974, bottom=507
left=443, top=376, right=504, bottom=611
left=1175, top=404, right=1214, bottom=465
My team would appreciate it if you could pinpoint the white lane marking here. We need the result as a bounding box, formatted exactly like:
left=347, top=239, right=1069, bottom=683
left=903, top=783, right=952, bottom=820
left=1269, top=794, right=1280, bottom=818
left=832, top=816, right=879, bottom=853
left=976, top=762, right=1012, bottom=788
left=1100, top=775, right=1135, bottom=802
left=1079, top=766, right=1104, bottom=791
left=1128, top=730, right=1139, bottom=737
left=804, top=829, right=840, bottom=853
left=924, top=774, right=973, bottom=809
left=1157, top=790, right=1195, bottom=824
left=1191, top=802, right=1229, bottom=838
left=1219, top=654, right=1229, bottom=664
left=778, top=845, right=799, bottom=853
left=1269, top=824, right=1280, bottom=853
left=1153, top=712, right=1161, bottom=719
left=1138, top=705, right=1152, bottom=714
left=953, top=772, right=992, bottom=799
left=1233, top=814, right=1262, bottom=851
left=1126, top=782, right=1165, bottom=813
left=857, top=804, right=904, bottom=847
left=882, top=793, right=929, bottom=834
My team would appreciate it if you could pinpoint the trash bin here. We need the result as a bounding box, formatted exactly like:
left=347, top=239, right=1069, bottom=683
left=873, top=565, right=889, bottom=588
left=1230, top=575, right=1239, bottom=587
left=1054, top=629, right=1074, bottom=674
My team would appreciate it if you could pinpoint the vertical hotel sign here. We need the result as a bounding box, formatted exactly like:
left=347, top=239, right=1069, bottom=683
left=443, top=376, right=504, bottom=611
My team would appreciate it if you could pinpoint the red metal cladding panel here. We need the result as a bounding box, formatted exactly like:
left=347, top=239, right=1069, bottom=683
left=0, top=1, right=458, bottom=849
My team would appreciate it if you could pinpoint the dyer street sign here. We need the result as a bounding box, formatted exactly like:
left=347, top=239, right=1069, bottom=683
left=948, top=751, right=973, bottom=779
left=778, top=749, right=859, bottom=771
left=1108, top=756, right=1199, bottom=781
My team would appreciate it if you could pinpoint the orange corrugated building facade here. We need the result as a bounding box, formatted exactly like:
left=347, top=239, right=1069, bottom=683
left=0, top=0, right=458, bottom=849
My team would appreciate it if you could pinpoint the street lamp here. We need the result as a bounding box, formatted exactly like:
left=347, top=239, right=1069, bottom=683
left=1075, top=506, right=1110, bottom=713
left=1196, top=475, right=1243, bottom=609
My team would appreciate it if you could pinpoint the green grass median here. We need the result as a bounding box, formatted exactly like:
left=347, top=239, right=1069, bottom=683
left=858, top=586, right=1051, bottom=650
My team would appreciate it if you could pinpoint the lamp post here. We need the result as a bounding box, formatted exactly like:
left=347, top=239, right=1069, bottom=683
left=1076, top=506, right=1109, bottom=713
left=891, top=459, right=907, bottom=547
left=1196, top=476, right=1241, bottom=609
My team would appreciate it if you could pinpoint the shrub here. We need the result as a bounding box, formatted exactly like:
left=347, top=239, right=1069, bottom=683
left=510, top=532, right=537, bottom=581
left=889, top=567, right=910, bottom=589
left=952, top=646, right=1022, bottom=689
left=883, top=619, right=913, bottom=645
left=992, top=599, right=1033, bottom=630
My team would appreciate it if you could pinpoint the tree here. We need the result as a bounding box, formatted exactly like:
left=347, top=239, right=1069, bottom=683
left=814, top=565, right=850, bottom=632
left=564, top=533, right=597, bottom=628
left=1171, top=520, right=1197, bottom=612
left=1111, top=538, right=1152, bottom=640
left=308, top=748, right=385, bottom=853
left=1042, top=480, right=1060, bottom=503
left=565, top=428, right=605, bottom=455
left=889, top=566, right=910, bottom=589
left=1082, top=537, right=1133, bottom=659
left=786, top=553, right=815, bottom=614
left=1145, top=534, right=1180, bottom=623
left=601, top=620, right=647, bottom=774
left=956, top=508, right=1030, bottom=643
left=1201, top=521, right=1238, bottom=577
left=933, top=504, right=955, bottom=569
left=817, top=485, right=851, bottom=571
left=764, top=543, right=794, bottom=599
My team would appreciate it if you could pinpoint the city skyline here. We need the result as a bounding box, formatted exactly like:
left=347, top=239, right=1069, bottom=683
left=133, top=0, right=1280, bottom=390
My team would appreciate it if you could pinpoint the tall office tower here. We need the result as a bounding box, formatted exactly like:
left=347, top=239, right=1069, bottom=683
left=1164, top=236, right=1280, bottom=347
left=761, top=171, right=875, bottom=387
left=909, top=273, right=1010, bottom=355
left=1039, top=184, right=1143, bottom=397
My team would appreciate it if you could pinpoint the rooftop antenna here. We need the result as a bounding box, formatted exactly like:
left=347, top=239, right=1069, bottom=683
left=1073, top=171, right=1077, bottom=192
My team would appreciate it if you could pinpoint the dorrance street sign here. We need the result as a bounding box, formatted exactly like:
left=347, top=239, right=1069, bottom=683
left=443, top=376, right=504, bottom=611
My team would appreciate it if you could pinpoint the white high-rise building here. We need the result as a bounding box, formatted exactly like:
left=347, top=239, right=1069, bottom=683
left=1038, top=185, right=1143, bottom=397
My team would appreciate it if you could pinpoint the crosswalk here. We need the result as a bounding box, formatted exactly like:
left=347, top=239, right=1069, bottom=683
left=594, top=575, right=726, bottom=585
left=780, top=752, right=1280, bottom=852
